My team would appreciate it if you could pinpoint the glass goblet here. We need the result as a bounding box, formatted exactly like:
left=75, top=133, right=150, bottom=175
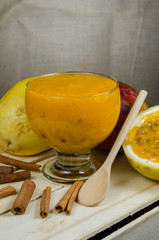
left=25, top=72, right=120, bottom=183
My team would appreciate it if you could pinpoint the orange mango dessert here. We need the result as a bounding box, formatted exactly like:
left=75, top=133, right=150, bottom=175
left=25, top=73, right=120, bottom=154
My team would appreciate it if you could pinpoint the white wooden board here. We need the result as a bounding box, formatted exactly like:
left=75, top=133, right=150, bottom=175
left=0, top=148, right=159, bottom=240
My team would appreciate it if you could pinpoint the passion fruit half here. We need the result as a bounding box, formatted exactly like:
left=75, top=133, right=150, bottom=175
left=123, top=106, right=159, bottom=181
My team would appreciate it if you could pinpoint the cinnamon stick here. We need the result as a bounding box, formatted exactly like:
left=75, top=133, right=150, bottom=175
left=0, top=185, right=16, bottom=199
left=40, top=186, right=51, bottom=218
left=0, top=166, right=14, bottom=174
left=55, top=181, right=83, bottom=213
left=0, top=170, right=31, bottom=184
left=0, top=155, right=41, bottom=172
left=11, top=179, right=36, bottom=215
left=66, top=181, right=84, bottom=215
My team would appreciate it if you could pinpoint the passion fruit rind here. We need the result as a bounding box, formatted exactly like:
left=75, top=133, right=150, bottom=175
left=123, top=145, right=159, bottom=181
left=130, top=105, right=159, bottom=129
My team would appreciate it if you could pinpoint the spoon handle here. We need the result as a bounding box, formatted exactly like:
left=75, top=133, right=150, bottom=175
left=103, top=90, right=148, bottom=169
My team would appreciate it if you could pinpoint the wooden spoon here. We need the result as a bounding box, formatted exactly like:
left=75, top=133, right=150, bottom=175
left=78, top=90, right=148, bottom=206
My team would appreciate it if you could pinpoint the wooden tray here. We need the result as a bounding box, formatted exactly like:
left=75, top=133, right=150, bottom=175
left=0, top=148, right=159, bottom=240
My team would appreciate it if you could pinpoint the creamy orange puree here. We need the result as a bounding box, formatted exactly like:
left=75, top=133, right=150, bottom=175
left=125, top=113, right=159, bottom=163
left=26, top=73, right=120, bottom=154
left=28, top=74, right=117, bottom=97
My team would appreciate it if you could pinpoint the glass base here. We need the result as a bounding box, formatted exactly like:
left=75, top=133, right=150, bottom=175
left=42, top=152, right=96, bottom=183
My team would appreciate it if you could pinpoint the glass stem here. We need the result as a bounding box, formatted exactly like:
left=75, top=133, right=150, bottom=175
left=56, top=151, right=91, bottom=169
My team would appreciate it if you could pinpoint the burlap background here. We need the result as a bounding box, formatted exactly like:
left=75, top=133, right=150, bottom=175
left=0, top=0, right=158, bottom=105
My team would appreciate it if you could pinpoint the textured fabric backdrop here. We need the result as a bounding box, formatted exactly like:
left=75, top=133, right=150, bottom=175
left=0, top=0, right=158, bottom=106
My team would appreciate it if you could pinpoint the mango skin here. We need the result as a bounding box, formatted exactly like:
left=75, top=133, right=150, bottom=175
left=98, top=81, right=148, bottom=151
left=0, top=77, right=51, bottom=155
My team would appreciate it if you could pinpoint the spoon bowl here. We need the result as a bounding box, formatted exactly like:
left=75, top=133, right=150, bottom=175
left=78, top=90, right=148, bottom=206
left=78, top=168, right=110, bottom=206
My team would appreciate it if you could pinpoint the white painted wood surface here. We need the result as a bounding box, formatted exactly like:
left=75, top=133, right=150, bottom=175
left=0, top=148, right=159, bottom=240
